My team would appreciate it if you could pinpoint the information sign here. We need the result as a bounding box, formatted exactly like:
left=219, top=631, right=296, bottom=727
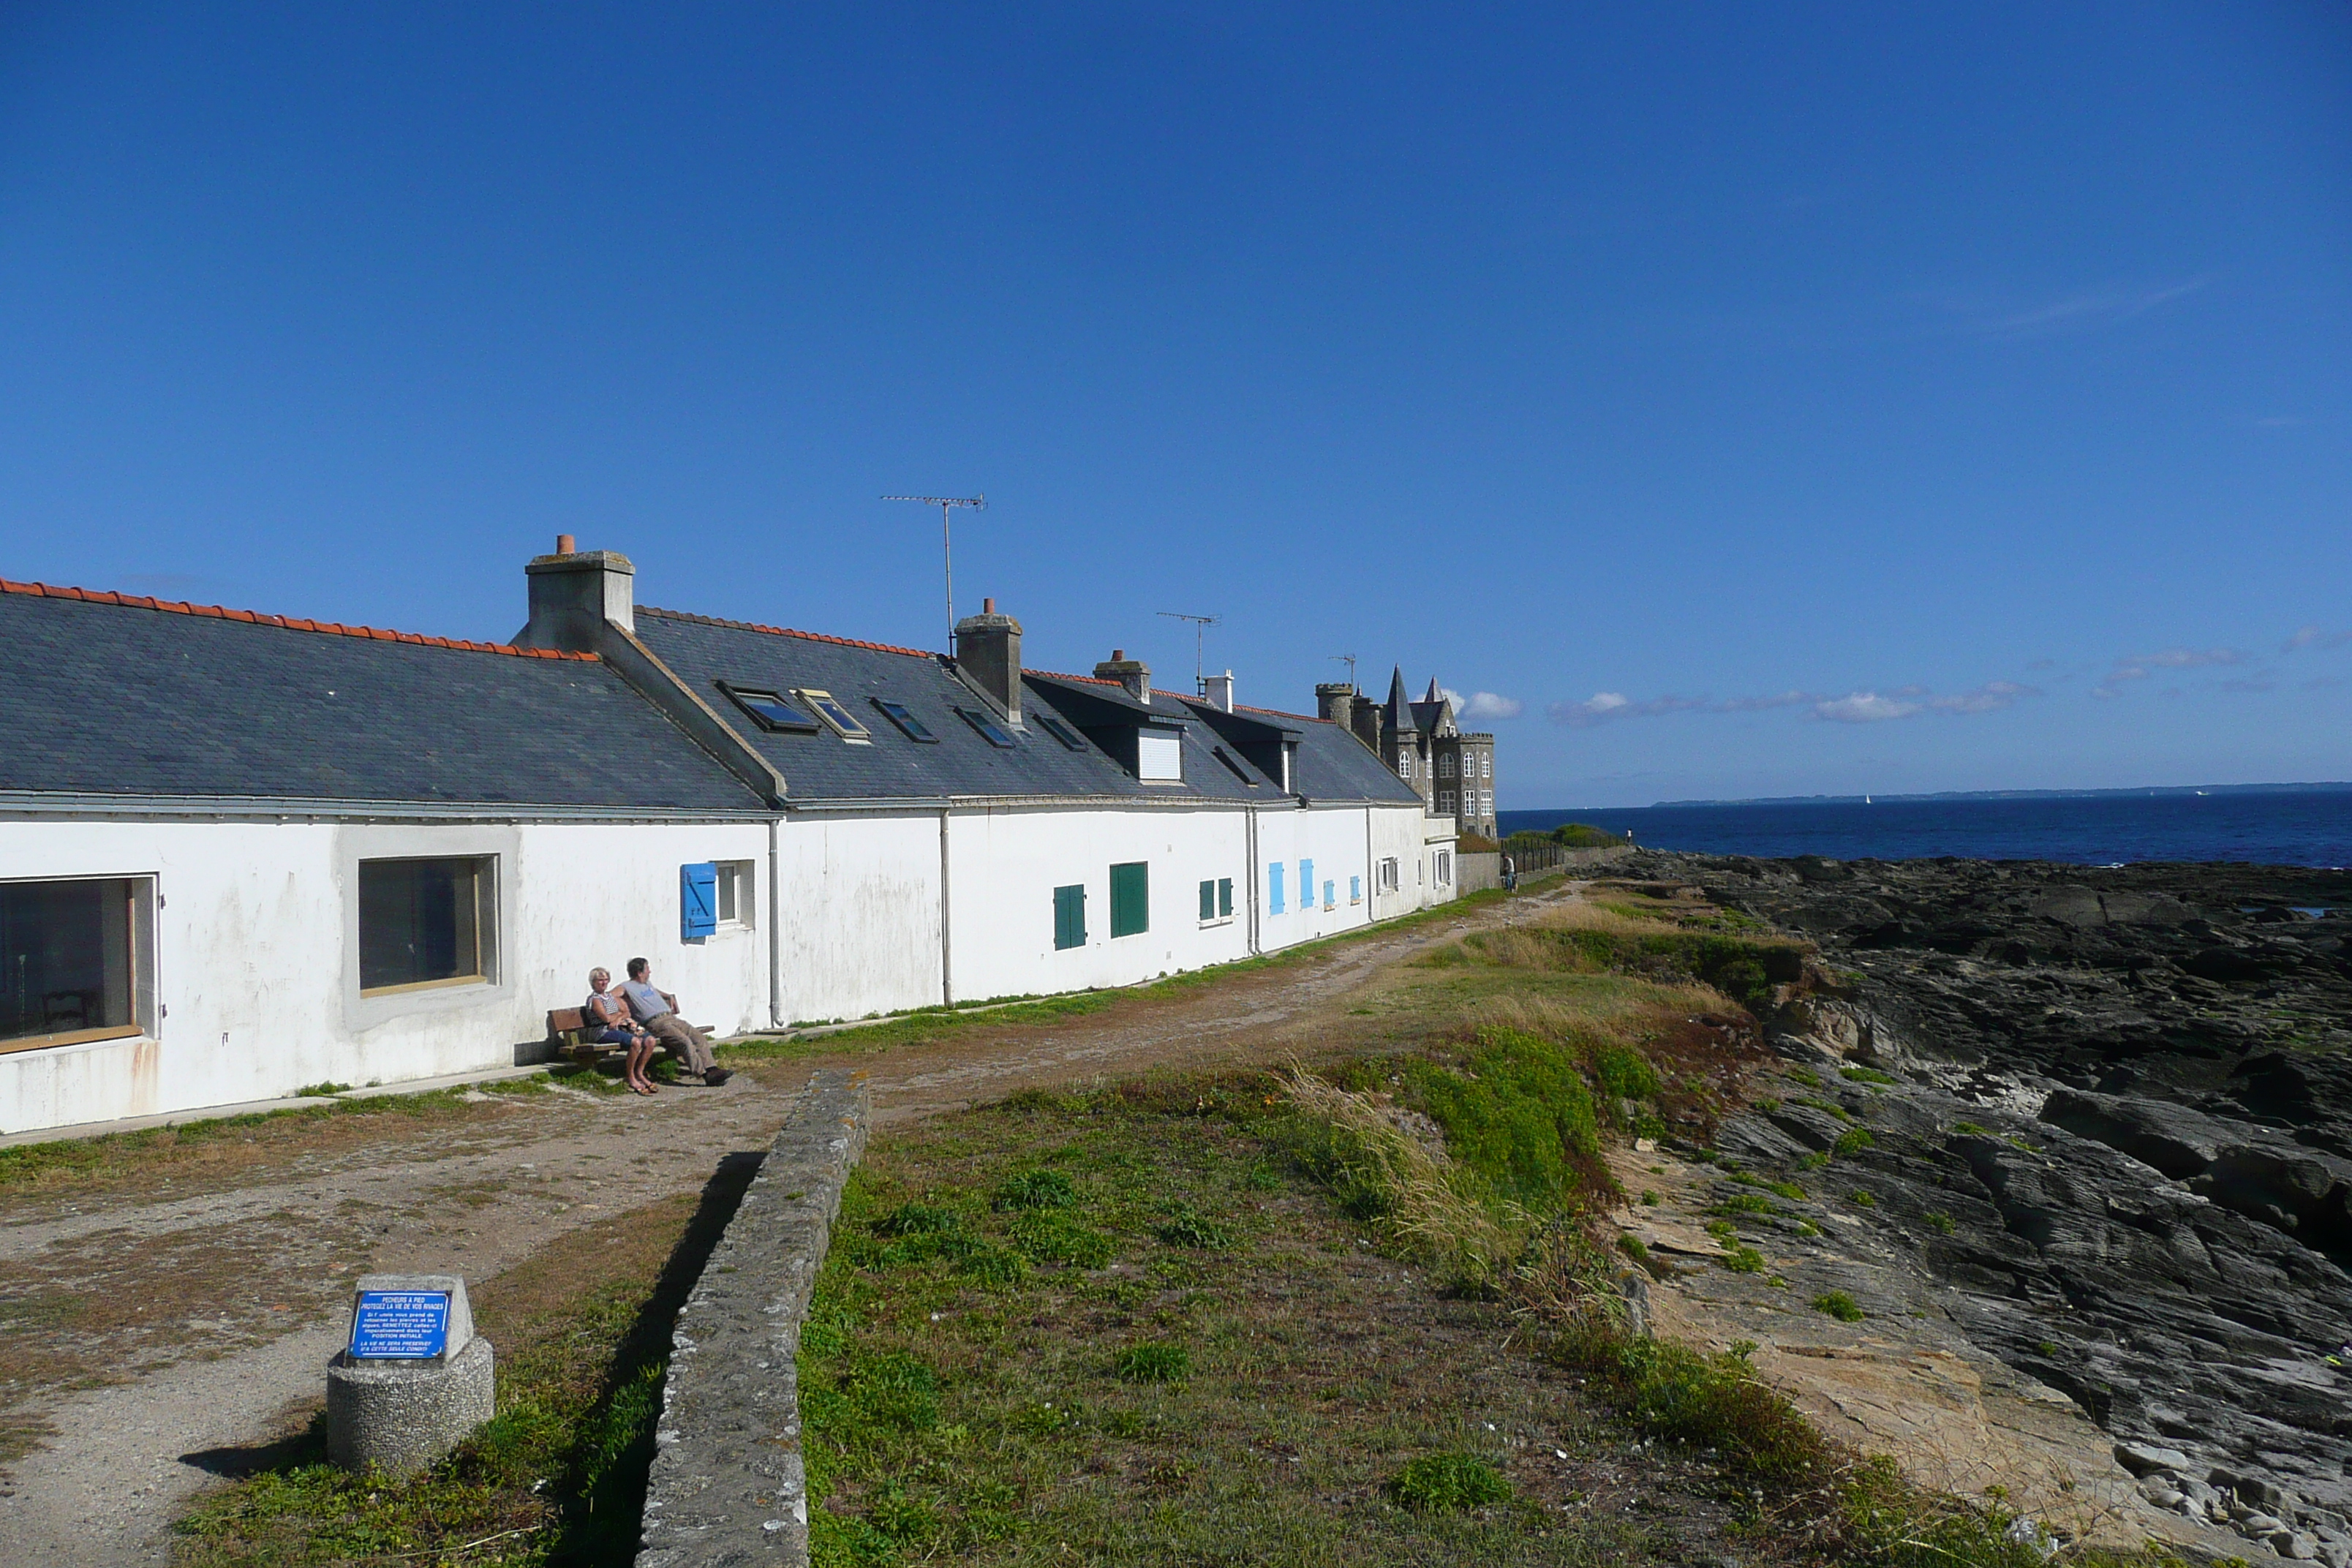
left=349, top=1289, right=452, bottom=1360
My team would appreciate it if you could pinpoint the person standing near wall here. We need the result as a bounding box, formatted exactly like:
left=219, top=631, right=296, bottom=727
left=619, top=958, right=732, bottom=1086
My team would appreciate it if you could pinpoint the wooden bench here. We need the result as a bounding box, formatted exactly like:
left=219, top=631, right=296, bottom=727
left=546, top=1006, right=622, bottom=1066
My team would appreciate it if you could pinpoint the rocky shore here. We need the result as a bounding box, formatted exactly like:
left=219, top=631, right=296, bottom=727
left=1624, top=851, right=2352, bottom=1562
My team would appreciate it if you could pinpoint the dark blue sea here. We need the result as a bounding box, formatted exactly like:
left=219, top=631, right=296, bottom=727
left=1499, top=788, right=2352, bottom=868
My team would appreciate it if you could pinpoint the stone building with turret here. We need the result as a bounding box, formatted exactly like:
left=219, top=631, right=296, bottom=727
left=1313, top=668, right=1497, bottom=839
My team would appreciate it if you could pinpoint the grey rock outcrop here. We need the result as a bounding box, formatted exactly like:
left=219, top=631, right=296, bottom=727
left=1627, top=852, right=2352, bottom=1553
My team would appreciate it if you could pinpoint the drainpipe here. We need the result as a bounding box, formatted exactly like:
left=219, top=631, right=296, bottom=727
left=938, top=808, right=954, bottom=1005
left=1362, top=805, right=1375, bottom=925
left=766, top=814, right=783, bottom=1028
left=1245, top=807, right=1262, bottom=955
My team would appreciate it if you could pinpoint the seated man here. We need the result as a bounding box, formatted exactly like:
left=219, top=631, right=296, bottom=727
left=618, top=957, right=732, bottom=1087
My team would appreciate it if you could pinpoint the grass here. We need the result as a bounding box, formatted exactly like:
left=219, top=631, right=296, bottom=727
left=1390, top=1453, right=1512, bottom=1512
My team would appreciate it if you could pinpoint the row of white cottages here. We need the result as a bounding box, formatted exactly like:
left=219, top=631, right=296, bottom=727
left=0, top=543, right=1459, bottom=1134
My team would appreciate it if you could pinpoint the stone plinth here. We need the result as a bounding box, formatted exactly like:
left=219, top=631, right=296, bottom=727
left=325, top=1273, right=495, bottom=1477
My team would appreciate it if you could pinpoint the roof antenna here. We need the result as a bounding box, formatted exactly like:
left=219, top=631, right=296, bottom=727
left=1330, top=652, right=1358, bottom=691
left=1157, top=610, right=1221, bottom=695
left=882, top=494, right=985, bottom=649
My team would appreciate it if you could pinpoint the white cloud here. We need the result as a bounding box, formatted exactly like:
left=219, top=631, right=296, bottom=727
left=2094, top=646, right=2251, bottom=698
left=1439, top=686, right=1523, bottom=721
left=1811, top=691, right=1921, bottom=723
left=2285, top=626, right=2352, bottom=654
left=1926, top=680, right=2035, bottom=715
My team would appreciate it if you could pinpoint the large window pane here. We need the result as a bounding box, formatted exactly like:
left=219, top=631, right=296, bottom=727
left=360, top=858, right=489, bottom=992
left=0, top=879, right=138, bottom=1047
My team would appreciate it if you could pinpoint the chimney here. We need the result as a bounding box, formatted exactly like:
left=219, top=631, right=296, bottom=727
left=517, top=538, right=635, bottom=652
left=953, top=598, right=1024, bottom=724
left=1315, top=681, right=1355, bottom=728
left=1202, top=668, right=1235, bottom=713
left=1351, top=698, right=1382, bottom=752
left=1093, top=648, right=1150, bottom=703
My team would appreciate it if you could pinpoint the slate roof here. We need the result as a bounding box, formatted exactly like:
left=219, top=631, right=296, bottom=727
left=0, top=584, right=766, bottom=811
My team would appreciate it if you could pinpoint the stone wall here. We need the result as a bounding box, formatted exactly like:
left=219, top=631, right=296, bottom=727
left=1458, top=844, right=1632, bottom=893
left=636, top=1068, right=870, bottom=1568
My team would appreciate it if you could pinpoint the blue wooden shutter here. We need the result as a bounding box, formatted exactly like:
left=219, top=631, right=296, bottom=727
left=1269, top=862, right=1284, bottom=914
left=1299, top=860, right=1313, bottom=913
left=680, top=862, right=718, bottom=940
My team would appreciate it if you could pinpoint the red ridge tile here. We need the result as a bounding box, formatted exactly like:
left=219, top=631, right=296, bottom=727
left=0, top=578, right=600, bottom=662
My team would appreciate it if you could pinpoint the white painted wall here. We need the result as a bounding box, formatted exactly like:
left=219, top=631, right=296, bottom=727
left=0, top=818, right=772, bottom=1134
left=772, top=810, right=943, bottom=1024
left=942, top=804, right=1254, bottom=1000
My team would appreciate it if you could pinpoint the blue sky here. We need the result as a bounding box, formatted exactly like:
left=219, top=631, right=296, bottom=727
left=3, top=4, right=2348, bottom=807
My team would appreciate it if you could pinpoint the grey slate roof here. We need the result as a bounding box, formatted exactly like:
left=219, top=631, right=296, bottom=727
left=1256, top=704, right=1428, bottom=805
left=634, top=609, right=1283, bottom=805
left=0, top=586, right=766, bottom=811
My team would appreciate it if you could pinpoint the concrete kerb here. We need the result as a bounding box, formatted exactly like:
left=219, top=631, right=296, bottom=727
left=636, top=1068, right=871, bottom=1568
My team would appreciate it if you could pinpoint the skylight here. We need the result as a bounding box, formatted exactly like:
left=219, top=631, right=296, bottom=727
left=955, top=706, right=1017, bottom=748
left=718, top=684, right=818, bottom=732
left=1033, top=713, right=1088, bottom=751
left=1212, top=745, right=1258, bottom=785
left=870, top=698, right=938, bottom=742
left=795, top=688, right=872, bottom=743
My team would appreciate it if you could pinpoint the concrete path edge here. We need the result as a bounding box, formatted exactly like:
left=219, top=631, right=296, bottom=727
left=635, top=1067, right=870, bottom=1568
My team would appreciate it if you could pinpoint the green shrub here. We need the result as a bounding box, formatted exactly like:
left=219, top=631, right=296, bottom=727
left=1115, top=1342, right=1191, bottom=1384
left=1550, top=822, right=1629, bottom=848
left=1550, top=1327, right=1828, bottom=1483
left=993, top=1169, right=1077, bottom=1211
left=1590, top=1043, right=1661, bottom=1101
left=1407, top=1028, right=1602, bottom=1209
left=1389, top=1452, right=1510, bottom=1512
left=1007, top=1210, right=1115, bottom=1269
left=1787, top=1068, right=1822, bottom=1087
left=1812, top=1292, right=1865, bottom=1322
left=1924, top=1210, right=1955, bottom=1234
left=1721, top=1244, right=1764, bottom=1273
left=1949, top=1121, right=1989, bottom=1137
left=1832, top=1128, right=1875, bottom=1157
left=1617, top=1234, right=1649, bottom=1262
left=1839, top=1066, right=1896, bottom=1086
left=1713, top=1193, right=1776, bottom=1217
left=1153, top=1205, right=1232, bottom=1250
left=1850, top=1190, right=1877, bottom=1208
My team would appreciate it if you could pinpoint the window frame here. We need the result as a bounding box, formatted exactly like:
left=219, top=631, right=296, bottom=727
left=715, top=682, right=822, bottom=733
left=870, top=698, right=938, bottom=742
left=955, top=706, right=1019, bottom=747
left=714, top=860, right=756, bottom=930
left=358, top=855, right=499, bottom=997
left=1136, top=728, right=1183, bottom=783
left=0, top=874, right=157, bottom=1055
left=1033, top=712, right=1088, bottom=750
left=793, top=688, right=872, bottom=743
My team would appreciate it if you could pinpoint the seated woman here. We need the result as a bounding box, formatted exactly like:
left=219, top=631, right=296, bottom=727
left=584, top=968, right=659, bottom=1095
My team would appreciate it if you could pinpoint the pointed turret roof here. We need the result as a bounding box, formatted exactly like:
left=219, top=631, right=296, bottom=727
left=1382, top=666, right=1412, bottom=730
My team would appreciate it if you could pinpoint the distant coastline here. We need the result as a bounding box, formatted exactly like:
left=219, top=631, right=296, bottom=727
left=1642, top=780, right=2352, bottom=810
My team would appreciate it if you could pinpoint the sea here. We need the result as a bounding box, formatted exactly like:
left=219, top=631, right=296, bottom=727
left=1498, top=787, right=2352, bottom=869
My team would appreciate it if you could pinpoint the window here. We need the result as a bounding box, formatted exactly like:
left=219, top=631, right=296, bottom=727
left=0, top=877, right=148, bottom=1052
left=796, top=689, right=871, bottom=742
left=1053, top=884, right=1087, bottom=950
left=1034, top=712, right=1088, bottom=750
left=1436, top=850, right=1453, bottom=885
left=1298, top=859, right=1313, bottom=916
left=1322, top=880, right=1335, bottom=911
left=870, top=698, right=937, bottom=743
left=1268, top=862, right=1285, bottom=915
left=1482, top=754, right=1492, bottom=780
left=1439, top=754, right=1456, bottom=777
left=1218, top=877, right=1234, bottom=918
left=956, top=706, right=1017, bottom=747
left=1377, top=856, right=1401, bottom=893
left=1350, top=875, right=1362, bottom=905
left=715, top=861, right=755, bottom=928
left=361, top=857, right=494, bottom=993
left=1211, top=746, right=1256, bottom=785
left=1137, top=730, right=1182, bottom=782
left=717, top=684, right=818, bottom=732
left=1109, top=862, right=1149, bottom=938
left=1439, top=790, right=1456, bottom=814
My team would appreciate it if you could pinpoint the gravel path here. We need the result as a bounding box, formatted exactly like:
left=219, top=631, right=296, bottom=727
left=0, top=892, right=1558, bottom=1566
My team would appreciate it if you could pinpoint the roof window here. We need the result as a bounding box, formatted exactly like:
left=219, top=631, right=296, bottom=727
left=794, top=688, right=872, bottom=744
left=955, top=706, right=1018, bottom=748
left=1212, top=745, right=1258, bottom=785
left=1033, top=713, right=1088, bottom=751
left=870, top=698, right=938, bottom=743
left=718, top=684, right=819, bottom=733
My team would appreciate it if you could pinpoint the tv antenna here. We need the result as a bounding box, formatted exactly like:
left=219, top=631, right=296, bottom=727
left=1158, top=610, right=1221, bottom=694
left=882, top=494, right=984, bottom=647
left=1330, top=653, right=1358, bottom=690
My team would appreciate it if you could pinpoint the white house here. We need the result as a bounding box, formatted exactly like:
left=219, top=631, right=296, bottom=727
left=0, top=541, right=1455, bottom=1134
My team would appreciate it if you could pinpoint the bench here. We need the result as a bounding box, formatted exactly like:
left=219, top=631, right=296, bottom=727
left=546, top=1007, right=623, bottom=1066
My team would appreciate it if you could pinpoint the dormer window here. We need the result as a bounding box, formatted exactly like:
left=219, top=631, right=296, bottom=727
left=1137, top=728, right=1182, bottom=783
left=718, top=684, right=819, bottom=733
left=794, top=688, right=872, bottom=743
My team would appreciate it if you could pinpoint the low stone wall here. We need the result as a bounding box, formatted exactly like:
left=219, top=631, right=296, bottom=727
left=1458, top=843, right=1632, bottom=893
left=636, top=1068, right=870, bottom=1568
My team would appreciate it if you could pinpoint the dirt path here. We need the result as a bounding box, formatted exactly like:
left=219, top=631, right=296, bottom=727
left=0, top=889, right=1570, bottom=1567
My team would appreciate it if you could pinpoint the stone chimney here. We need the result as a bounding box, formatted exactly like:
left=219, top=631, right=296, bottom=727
left=1315, top=682, right=1355, bottom=729
left=1350, top=699, right=1382, bottom=753
left=1093, top=649, right=1150, bottom=703
left=954, top=597, right=1023, bottom=724
left=1202, top=669, right=1235, bottom=713
left=518, top=535, right=634, bottom=652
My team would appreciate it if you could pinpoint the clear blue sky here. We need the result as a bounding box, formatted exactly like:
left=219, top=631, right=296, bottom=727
left=4, top=4, right=2347, bottom=807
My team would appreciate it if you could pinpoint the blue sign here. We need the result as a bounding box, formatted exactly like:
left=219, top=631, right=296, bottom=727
left=349, top=1289, right=451, bottom=1360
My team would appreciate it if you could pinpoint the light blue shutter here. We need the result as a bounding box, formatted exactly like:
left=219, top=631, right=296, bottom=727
left=1299, top=860, right=1313, bottom=913
left=1269, top=862, right=1285, bottom=914
left=681, top=862, right=719, bottom=940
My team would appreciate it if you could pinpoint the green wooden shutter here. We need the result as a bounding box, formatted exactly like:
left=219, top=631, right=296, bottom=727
left=1198, top=879, right=1215, bottom=921
left=1218, top=878, right=1233, bottom=917
left=1109, top=862, right=1149, bottom=937
left=1054, top=883, right=1087, bottom=950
